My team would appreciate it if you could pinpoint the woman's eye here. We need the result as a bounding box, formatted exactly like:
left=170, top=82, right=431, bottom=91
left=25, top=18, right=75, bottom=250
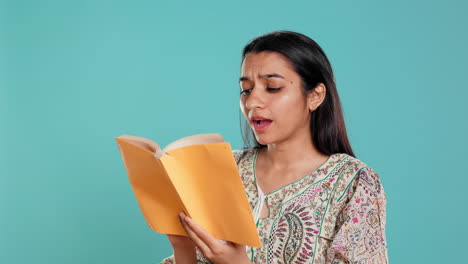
left=240, top=89, right=252, bottom=96
left=267, top=87, right=281, bottom=92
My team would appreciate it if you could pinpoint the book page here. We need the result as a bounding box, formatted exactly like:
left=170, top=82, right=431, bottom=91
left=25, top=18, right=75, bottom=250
left=162, top=133, right=224, bottom=153
left=115, top=137, right=188, bottom=236
left=116, top=135, right=164, bottom=157
left=160, top=142, right=261, bottom=248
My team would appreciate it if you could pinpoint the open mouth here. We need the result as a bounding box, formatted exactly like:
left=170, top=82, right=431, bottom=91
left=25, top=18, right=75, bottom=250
left=253, top=119, right=272, bottom=127
left=251, top=117, right=273, bottom=132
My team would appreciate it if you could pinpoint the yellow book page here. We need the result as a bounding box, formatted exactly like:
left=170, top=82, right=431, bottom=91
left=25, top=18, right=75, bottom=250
left=115, top=137, right=187, bottom=236
left=161, top=142, right=261, bottom=248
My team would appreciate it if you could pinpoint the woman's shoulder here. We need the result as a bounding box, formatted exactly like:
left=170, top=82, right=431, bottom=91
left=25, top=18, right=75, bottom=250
left=232, top=146, right=257, bottom=164
left=334, top=153, right=385, bottom=195
left=334, top=153, right=367, bottom=170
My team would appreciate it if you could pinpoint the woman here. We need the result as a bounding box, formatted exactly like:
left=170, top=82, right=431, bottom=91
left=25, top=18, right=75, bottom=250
left=161, top=31, right=388, bottom=264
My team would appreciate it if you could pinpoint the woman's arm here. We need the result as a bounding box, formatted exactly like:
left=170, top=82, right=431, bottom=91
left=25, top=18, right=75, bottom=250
left=160, top=235, right=197, bottom=264
left=160, top=215, right=252, bottom=264
left=172, top=236, right=197, bottom=264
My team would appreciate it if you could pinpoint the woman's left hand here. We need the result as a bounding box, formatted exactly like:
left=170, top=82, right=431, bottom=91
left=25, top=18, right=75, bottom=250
left=178, top=212, right=253, bottom=264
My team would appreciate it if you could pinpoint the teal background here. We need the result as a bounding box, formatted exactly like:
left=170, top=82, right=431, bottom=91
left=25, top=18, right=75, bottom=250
left=2, top=0, right=467, bottom=263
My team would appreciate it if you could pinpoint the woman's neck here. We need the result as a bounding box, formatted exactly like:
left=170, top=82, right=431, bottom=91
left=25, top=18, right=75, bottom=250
left=262, top=133, right=328, bottom=170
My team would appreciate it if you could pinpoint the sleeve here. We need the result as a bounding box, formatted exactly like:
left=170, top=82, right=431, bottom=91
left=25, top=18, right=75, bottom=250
left=326, top=167, right=388, bottom=263
left=159, top=248, right=214, bottom=264
left=232, top=148, right=249, bottom=165
left=159, top=255, right=174, bottom=264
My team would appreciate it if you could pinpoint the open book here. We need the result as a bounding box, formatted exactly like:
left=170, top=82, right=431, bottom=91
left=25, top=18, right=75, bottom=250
left=114, top=133, right=261, bottom=248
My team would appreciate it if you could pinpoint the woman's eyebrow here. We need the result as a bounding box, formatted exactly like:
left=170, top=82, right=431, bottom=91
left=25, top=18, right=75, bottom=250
left=239, top=73, right=285, bottom=82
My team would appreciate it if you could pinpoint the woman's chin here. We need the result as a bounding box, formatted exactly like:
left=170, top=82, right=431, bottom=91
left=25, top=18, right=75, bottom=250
left=254, top=135, right=274, bottom=146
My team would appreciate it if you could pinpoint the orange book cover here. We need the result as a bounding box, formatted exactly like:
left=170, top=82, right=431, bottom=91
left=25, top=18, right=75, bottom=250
left=114, top=133, right=261, bottom=248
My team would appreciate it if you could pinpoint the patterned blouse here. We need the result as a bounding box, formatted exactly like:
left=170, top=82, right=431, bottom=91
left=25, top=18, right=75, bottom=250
left=161, top=147, right=388, bottom=263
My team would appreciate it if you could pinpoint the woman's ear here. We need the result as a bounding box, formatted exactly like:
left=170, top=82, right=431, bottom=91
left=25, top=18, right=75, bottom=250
left=307, top=83, right=327, bottom=112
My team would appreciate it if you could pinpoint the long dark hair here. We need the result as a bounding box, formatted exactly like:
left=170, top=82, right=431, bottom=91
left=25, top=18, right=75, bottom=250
left=240, top=30, right=355, bottom=157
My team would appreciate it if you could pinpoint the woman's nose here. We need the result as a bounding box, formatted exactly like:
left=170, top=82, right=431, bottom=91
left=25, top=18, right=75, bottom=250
left=245, top=89, right=265, bottom=110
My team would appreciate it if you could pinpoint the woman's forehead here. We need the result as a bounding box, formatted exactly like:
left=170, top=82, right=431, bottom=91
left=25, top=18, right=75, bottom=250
left=241, top=52, right=297, bottom=80
left=242, top=51, right=290, bottom=68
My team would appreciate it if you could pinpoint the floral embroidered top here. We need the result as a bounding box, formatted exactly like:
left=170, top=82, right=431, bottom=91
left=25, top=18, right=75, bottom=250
left=161, top=147, right=388, bottom=264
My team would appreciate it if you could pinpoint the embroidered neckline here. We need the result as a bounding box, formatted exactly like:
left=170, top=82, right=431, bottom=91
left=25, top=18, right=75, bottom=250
left=251, top=147, right=341, bottom=196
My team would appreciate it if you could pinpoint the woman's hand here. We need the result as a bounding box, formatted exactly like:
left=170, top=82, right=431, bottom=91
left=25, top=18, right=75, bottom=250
left=178, top=212, right=253, bottom=264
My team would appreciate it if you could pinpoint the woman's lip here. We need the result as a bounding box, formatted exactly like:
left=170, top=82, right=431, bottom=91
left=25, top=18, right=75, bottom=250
left=250, top=115, right=272, bottom=122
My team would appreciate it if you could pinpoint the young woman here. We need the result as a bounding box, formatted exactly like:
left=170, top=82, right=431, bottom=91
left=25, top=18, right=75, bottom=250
left=161, top=31, right=388, bottom=264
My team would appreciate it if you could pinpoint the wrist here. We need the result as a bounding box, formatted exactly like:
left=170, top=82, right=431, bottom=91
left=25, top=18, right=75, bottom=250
left=173, top=246, right=197, bottom=264
left=238, top=254, right=253, bottom=264
left=173, top=244, right=196, bottom=253
left=173, top=242, right=195, bottom=249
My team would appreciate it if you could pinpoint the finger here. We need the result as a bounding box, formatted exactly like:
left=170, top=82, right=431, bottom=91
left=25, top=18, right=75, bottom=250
left=179, top=212, right=211, bottom=255
left=183, top=214, right=221, bottom=252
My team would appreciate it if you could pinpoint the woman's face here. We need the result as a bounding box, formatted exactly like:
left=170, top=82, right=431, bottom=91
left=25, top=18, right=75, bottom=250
left=239, top=51, right=313, bottom=146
